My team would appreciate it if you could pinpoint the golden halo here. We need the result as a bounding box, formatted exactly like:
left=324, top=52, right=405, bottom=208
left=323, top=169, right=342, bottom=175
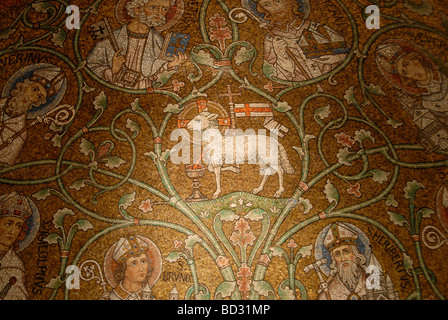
left=115, top=0, right=185, bottom=32
left=103, top=235, right=163, bottom=289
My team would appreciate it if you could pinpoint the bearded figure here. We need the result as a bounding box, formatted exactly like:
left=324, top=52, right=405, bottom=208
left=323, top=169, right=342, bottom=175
left=317, top=223, right=368, bottom=300
left=86, top=0, right=187, bottom=89
left=0, top=66, right=65, bottom=166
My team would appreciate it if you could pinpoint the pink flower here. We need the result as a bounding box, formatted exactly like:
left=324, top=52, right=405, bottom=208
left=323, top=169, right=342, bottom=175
left=287, top=239, right=298, bottom=249
left=138, top=199, right=153, bottom=213
left=335, top=132, right=355, bottom=148
left=347, top=183, right=362, bottom=198
left=172, top=79, right=185, bottom=92
left=264, top=83, right=274, bottom=92
left=174, top=240, right=183, bottom=249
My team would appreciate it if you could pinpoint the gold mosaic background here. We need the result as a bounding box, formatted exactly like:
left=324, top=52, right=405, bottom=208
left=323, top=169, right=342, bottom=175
left=0, top=0, right=447, bottom=300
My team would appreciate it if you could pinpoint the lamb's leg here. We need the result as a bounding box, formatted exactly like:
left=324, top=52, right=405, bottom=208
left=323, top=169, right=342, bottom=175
left=274, top=166, right=284, bottom=198
left=212, top=165, right=222, bottom=199
left=252, top=168, right=269, bottom=195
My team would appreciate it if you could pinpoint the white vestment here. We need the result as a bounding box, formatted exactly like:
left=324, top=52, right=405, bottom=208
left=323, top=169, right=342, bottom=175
left=264, top=19, right=348, bottom=82
left=86, top=25, right=169, bottom=89
left=0, top=248, right=29, bottom=300
left=0, top=98, right=27, bottom=166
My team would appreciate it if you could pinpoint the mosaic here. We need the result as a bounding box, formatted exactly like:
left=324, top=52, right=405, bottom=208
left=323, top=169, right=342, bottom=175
left=0, top=0, right=447, bottom=301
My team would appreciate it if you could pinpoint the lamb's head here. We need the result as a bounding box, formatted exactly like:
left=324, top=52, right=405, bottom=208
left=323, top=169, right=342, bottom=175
left=186, top=111, right=220, bottom=132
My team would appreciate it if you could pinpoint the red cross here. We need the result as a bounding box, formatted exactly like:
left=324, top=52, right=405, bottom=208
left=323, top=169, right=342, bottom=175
left=233, top=104, right=272, bottom=117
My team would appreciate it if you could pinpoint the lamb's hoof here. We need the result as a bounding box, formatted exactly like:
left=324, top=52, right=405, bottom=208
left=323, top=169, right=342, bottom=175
left=273, top=189, right=284, bottom=198
left=212, top=192, right=220, bottom=199
left=251, top=188, right=261, bottom=195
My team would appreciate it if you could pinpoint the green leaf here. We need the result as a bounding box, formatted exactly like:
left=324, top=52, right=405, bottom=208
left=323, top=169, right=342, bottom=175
left=297, top=198, right=313, bottom=214
left=0, top=27, right=16, bottom=40
left=324, top=179, right=339, bottom=206
left=51, top=28, right=67, bottom=47
left=44, top=233, right=62, bottom=245
left=314, top=104, right=331, bottom=120
left=344, top=86, right=358, bottom=106
left=33, top=188, right=52, bottom=201
left=365, top=83, right=386, bottom=96
left=125, top=118, right=140, bottom=139
left=195, top=286, right=210, bottom=300
left=336, top=147, right=352, bottom=166
left=262, top=61, right=277, bottom=79
left=93, top=91, right=107, bottom=111
left=185, top=234, right=202, bottom=250
left=278, top=280, right=296, bottom=300
left=354, top=129, right=375, bottom=144
left=253, top=280, right=275, bottom=299
left=269, top=246, right=287, bottom=258
left=79, top=138, right=95, bottom=159
left=417, top=207, right=434, bottom=219
left=45, top=276, right=65, bottom=289
left=385, top=194, right=398, bottom=207
left=369, top=169, right=390, bottom=184
left=403, top=253, right=414, bottom=273
left=154, top=69, right=176, bottom=88
left=244, top=208, right=265, bottom=221
left=191, top=49, right=215, bottom=66
left=118, top=191, right=136, bottom=210
left=296, top=244, right=313, bottom=259
left=69, top=179, right=90, bottom=191
left=165, top=251, right=182, bottom=262
left=217, top=209, right=239, bottom=221
left=404, top=180, right=425, bottom=200
left=74, top=219, right=94, bottom=232
left=274, top=101, right=292, bottom=113
left=234, top=46, right=255, bottom=66
left=386, top=117, right=403, bottom=129
left=386, top=210, right=408, bottom=227
left=215, top=281, right=236, bottom=299
left=163, top=103, right=184, bottom=114
left=32, top=1, right=53, bottom=13
left=53, top=208, right=76, bottom=229
left=51, top=134, right=63, bottom=148
left=102, top=155, right=126, bottom=169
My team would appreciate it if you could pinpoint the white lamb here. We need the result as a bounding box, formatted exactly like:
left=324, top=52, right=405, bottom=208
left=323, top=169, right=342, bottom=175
left=186, top=110, right=294, bottom=199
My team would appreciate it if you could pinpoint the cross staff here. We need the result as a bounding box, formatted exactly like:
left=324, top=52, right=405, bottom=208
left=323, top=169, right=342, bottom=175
left=88, top=18, right=141, bottom=87
left=218, top=84, right=241, bottom=130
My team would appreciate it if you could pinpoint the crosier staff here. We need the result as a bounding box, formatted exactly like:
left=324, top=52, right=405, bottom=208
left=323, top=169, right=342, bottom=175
left=0, top=104, right=75, bottom=152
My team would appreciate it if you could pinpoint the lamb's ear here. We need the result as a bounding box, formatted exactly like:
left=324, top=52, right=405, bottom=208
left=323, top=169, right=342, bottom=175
left=207, top=113, right=220, bottom=120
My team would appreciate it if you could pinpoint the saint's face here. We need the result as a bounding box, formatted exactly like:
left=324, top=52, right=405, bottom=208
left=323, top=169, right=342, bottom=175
left=257, top=0, right=298, bottom=25
left=22, top=82, right=47, bottom=108
left=397, top=55, right=430, bottom=83
left=132, top=0, right=171, bottom=27
left=332, top=245, right=355, bottom=269
left=124, top=253, right=149, bottom=285
left=0, top=217, right=24, bottom=250
left=142, top=0, right=171, bottom=17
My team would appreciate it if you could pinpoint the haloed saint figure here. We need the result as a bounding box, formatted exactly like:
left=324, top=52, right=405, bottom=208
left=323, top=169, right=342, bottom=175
left=0, top=64, right=66, bottom=166
left=87, top=0, right=187, bottom=89
left=104, top=235, right=162, bottom=300
left=0, top=192, right=39, bottom=300
left=252, top=0, right=349, bottom=82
